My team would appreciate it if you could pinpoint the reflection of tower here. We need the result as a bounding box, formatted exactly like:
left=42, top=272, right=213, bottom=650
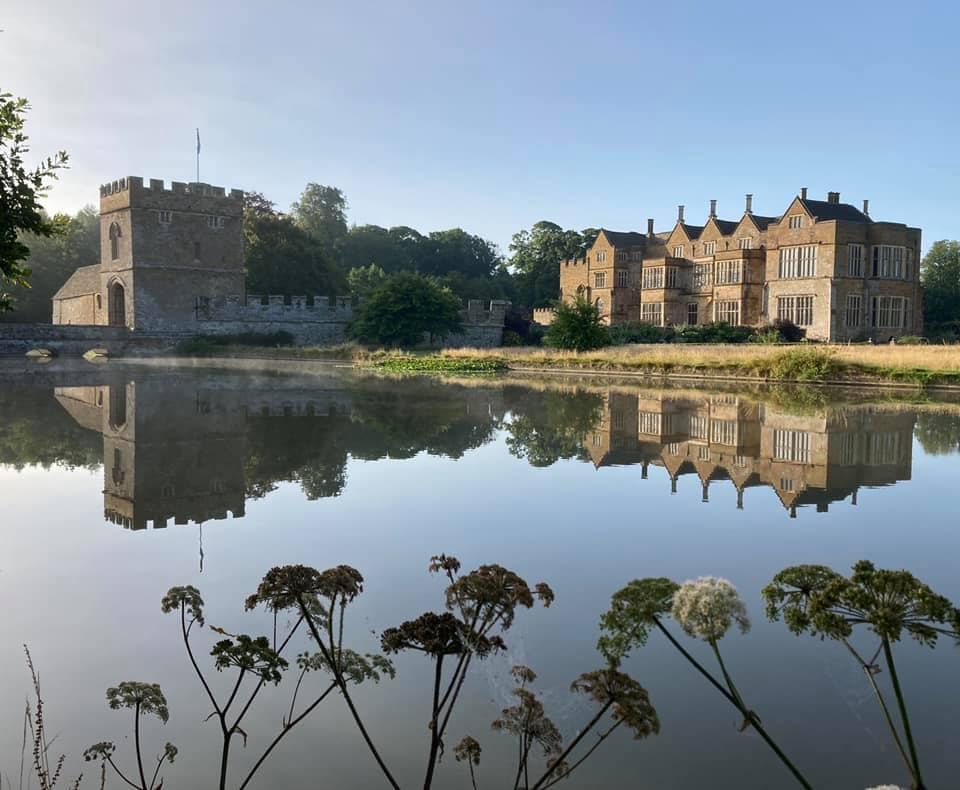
left=55, top=381, right=247, bottom=530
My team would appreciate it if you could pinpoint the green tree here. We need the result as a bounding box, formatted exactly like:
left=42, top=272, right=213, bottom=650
left=417, top=228, right=501, bottom=279
left=244, top=210, right=344, bottom=296
left=921, top=240, right=960, bottom=324
left=543, top=296, right=610, bottom=351
left=349, top=271, right=463, bottom=347
left=0, top=205, right=99, bottom=322
left=0, top=92, right=69, bottom=311
left=509, top=221, right=589, bottom=308
left=347, top=263, right=386, bottom=299
left=341, top=224, right=417, bottom=273
left=291, top=183, right=348, bottom=265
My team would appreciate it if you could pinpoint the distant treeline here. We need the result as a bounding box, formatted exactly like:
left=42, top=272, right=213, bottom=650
left=3, top=181, right=600, bottom=322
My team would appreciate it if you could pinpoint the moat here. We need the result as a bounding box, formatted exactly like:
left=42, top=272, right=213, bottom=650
left=1, top=361, right=958, bottom=789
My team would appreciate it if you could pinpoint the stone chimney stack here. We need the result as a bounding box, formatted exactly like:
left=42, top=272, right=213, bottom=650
left=745, top=194, right=753, bottom=214
left=709, top=199, right=717, bottom=218
left=862, top=199, right=869, bottom=216
left=647, top=218, right=655, bottom=237
left=827, top=191, right=840, bottom=204
left=678, top=205, right=685, bottom=223
left=801, top=187, right=808, bottom=200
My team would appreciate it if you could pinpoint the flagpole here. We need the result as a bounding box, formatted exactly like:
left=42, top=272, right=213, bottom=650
left=195, top=128, right=200, bottom=183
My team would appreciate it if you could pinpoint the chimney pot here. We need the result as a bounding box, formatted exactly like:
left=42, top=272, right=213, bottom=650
left=800, top=187, right=808, bottom=200
left=828, top=191, right=840, bottom=204
left=862, top=199, right=869, bottom=215
left=647, top=218, right=655, bottom=237
left=678, top=205, right=685, bottom=223
left=709, top=199, right=717, bottom=218
left=745, top=194, right=753, bottom=214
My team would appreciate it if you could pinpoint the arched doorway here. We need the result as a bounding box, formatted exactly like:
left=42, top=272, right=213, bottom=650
left=109, top=282, right=126, bottom=326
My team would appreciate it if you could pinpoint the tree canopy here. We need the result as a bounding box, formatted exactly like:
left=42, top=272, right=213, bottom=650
left=0, top=206, right=99, bottom=322
left=921, top=240, right=960, bottom=325
left=291, top=183, right=348, bottom=265
left=348, top=272, right=463, bottom=347
left=509, top=222, right=596, bottom=308
left=244, top=202, right=345, bottom=296
left=0, top=92, right=68, bottom=311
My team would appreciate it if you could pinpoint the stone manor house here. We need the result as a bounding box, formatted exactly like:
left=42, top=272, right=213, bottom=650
left=50, top=176, right=507, bottom=346
left=539, top=189, right=922, bottom=341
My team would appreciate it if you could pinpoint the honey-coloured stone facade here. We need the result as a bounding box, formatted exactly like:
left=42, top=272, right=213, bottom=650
left=549, top=191, right=923, bottom=341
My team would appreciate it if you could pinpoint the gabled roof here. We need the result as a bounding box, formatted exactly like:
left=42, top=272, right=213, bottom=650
left=682, top=224, right=704, bottom=240
left=801, top=199, right=872, bottom=223
left=713, top=219, right=739, bottom=235
left=53, top=264, right=100, bottom=301
left=599, top=229, right=648, bottom=247
left=747, top=214, right=779, bottom=231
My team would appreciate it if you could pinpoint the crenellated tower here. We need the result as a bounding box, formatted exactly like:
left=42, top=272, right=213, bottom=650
left=96, top=177, right=245, bottom=330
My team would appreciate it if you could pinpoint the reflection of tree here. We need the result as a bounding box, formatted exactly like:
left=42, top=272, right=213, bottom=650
left=348, top=388, right=499, bottom=461
left=244, top=417, right=351, bottom=500
left=914, top=412, right=960, bottom=455
left=0, top=389, right=102, bottom=470
left=504, top=389, right=603, bottom=467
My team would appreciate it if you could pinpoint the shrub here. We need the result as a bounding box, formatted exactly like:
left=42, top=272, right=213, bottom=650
left=896, top=335, right=927, bottom=345
left=501, top=329, right=524, bottom=346
left=542, top=297, right=610, bottom=351
left=349, top=272, right=463, bottom=347
left=676, top=322, right=755, bottom=344
left=762, top=348, right=843, bottom=381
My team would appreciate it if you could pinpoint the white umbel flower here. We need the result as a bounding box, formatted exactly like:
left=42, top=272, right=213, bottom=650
left=671, top=576, right=750, bottom=642
left=864, top=786, right=902, bottom=790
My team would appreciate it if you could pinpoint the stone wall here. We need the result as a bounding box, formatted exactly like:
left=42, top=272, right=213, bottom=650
left=195, top=295, right=508, bottom=347
left=0, top=323, right=181, bottom=357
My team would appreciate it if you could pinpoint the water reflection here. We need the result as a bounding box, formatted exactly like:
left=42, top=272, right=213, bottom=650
left=0, top=367, right=946, bottom=528
left=585, top=391, right=914, bottom=517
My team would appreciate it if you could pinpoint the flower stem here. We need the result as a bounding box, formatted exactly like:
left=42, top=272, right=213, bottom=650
left=654, top=619, right=811, bottom=789
left=882, top=638, right=925, bottom=789
left=839, top=638, right=915, bottom=785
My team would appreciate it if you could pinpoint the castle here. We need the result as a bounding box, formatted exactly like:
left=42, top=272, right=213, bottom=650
left=538, top=190, right=922, bottom=342
left=51, top=176, right=508, bottom=347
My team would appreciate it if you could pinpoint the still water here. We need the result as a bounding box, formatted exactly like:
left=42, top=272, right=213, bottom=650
left=1, top=360, right=958, bottom=789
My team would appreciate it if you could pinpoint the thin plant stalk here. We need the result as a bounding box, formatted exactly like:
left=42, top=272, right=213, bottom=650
left=651, top=618, right=811, bottom=790
left=296, top=593, right=401, bottom=790
left=529, top=701, right=612, bottom=790
left=839, top=638, right=915, bottom=785
left=882, top=638, right=925, bottom=789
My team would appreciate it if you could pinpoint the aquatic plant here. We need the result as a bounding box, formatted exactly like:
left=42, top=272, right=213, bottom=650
left=764, top=561, right=960, bottom=790
left=598, top=576, right=811, bottom=789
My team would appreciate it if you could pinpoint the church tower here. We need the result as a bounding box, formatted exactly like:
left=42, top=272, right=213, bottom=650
left=96, top=177, right=245, bottom=330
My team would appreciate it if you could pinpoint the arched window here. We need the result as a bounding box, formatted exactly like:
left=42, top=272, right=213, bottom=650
left=109, top=385, right=127, bottom=430
left=109, top=222, right=122, bottom=260
left=109, top=281, right=126, bottom=326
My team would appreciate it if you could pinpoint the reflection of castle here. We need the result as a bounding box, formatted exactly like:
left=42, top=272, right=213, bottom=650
left=54, top=380, right=352, bottom=530
left=585, top=392, right=913, bottom=516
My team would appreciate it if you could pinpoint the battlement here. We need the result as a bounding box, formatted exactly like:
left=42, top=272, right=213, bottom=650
left=562, top=257, right=587, bottom=267
left=532, top=307, right=555, bottom=325
left=100, top=176, right=244, bottom=215
left=465, top=299, right=510, bottom=324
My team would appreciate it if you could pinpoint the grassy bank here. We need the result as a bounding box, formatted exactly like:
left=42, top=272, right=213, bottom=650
left=173, top=340, right=960, bottom=387
left=436, top=345, right=960, bottom=387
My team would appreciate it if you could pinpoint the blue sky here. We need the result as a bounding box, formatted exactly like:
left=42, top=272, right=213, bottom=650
left=3, top=0, right=957, bottom=254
